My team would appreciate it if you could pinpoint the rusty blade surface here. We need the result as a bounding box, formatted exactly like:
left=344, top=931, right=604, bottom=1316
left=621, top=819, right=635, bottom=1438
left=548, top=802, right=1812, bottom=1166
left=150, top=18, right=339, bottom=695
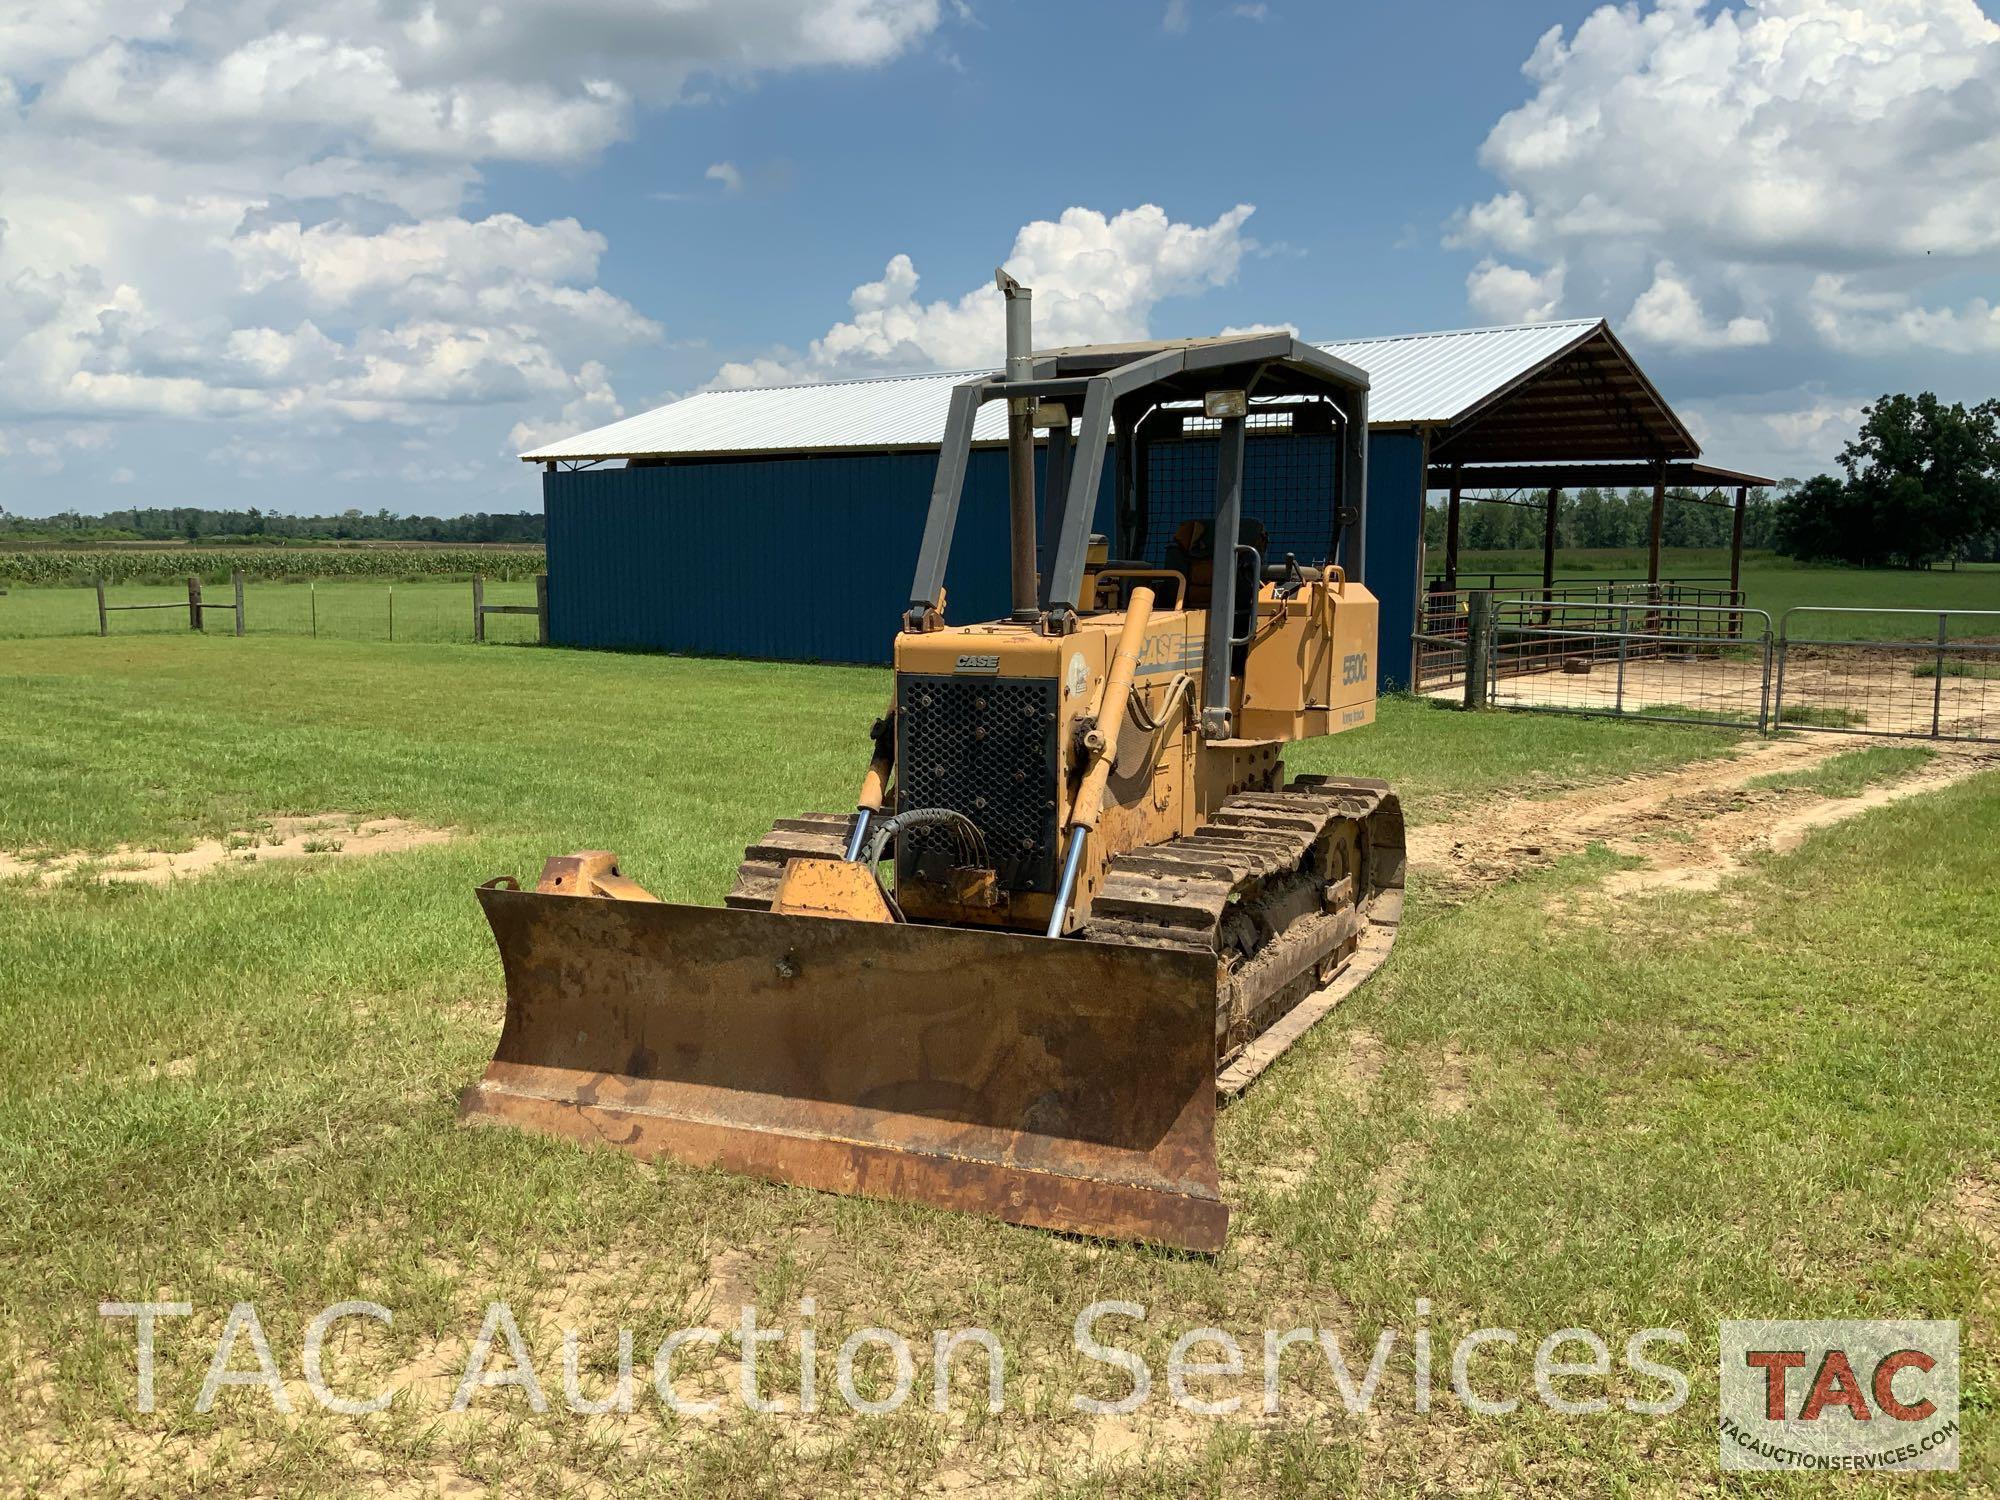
left=465, top=885, right=1228, bottom=1251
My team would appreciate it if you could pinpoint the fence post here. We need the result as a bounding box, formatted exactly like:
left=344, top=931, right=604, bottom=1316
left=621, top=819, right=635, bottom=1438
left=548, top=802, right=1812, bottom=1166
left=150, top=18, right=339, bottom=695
left=535, top=573, right=549, bottom=645
left=96, top=576, right=108, bottom=637
left=310, top=580, right=317, bottom=639
left=1771, top=615, right=1789, bottom=733
left=1756, top=617, right=1774, bottom=734
left=388, top=584, right=395, bottom=642
left=188, top=576, right=203, bottom=632
left=1615, top=624, right=1628, bottom=717
left=472, top=576, right=485, bottom=643
left=1464, top=591, right=1492, bottom=711
left=1932, top=613, right=1947, bottom=739
left=232, top=570, right=245, bottom=637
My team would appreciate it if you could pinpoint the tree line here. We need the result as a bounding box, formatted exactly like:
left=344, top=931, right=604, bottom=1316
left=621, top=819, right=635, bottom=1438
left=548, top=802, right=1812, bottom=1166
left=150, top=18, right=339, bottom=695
left=1423, top=485, right=1783, bottom=556
left=0, top=506, right=545, bottom=545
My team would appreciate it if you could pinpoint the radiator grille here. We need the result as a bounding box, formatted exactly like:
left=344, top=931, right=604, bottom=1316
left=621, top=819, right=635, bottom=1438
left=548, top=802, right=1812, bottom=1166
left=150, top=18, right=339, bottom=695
left=895, top=674, right=1060, bottom=894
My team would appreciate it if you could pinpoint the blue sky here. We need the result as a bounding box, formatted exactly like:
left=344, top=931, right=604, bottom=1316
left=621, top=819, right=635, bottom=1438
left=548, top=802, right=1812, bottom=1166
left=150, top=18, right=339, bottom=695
left=4, top=0, right=1998, bottom=516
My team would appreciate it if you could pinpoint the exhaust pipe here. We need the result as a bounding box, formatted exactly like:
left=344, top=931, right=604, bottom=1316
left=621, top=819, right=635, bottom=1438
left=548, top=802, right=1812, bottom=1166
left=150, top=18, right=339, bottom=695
left=998, top=269, right=1038, bottom=621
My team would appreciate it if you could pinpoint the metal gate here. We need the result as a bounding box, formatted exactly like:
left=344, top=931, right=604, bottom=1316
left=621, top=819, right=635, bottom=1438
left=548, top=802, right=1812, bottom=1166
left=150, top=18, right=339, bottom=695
left=1773, top=608, right=2000, bottom=742
left=1429, top=598, right=2000, bottom=744
left=1480, top=598, right=1774, bottom=731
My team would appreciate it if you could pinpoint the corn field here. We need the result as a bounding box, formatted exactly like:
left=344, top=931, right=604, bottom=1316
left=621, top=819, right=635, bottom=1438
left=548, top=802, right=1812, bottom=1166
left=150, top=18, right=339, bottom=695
left=0, top=547, right=544, bottom=587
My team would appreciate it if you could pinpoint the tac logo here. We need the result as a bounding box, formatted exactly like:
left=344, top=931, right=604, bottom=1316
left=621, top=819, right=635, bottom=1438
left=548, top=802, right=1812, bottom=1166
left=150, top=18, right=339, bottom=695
left=1719, top=1320, right=1958, bottom=1471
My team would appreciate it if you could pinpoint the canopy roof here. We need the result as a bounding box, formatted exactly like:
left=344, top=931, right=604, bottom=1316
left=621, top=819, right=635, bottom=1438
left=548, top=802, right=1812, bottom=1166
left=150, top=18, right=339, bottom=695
left=1430, top=461, right=1776, bottom=491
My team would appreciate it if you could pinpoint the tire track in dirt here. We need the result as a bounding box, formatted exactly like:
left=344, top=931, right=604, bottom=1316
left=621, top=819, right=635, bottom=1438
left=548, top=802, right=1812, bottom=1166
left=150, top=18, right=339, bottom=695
left=1407, top=736, right=2000, bottom=904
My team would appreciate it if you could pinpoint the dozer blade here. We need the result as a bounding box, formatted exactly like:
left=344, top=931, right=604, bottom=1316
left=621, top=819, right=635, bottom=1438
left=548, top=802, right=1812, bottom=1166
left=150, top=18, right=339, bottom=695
left=464, top=883, right=1229, bottom=1251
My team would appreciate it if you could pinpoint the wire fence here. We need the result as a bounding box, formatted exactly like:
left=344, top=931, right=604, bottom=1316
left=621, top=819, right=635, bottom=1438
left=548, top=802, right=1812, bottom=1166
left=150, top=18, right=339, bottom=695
left=1430, top=596, right=2000, bottom=742
left=0, top=576, right=545, bottom=645
left=1483, top=600, right=1773, bottom=730
left=1774, top=608, right=2000, bottom=741
left=1416, top=578, right=1744, bottom=692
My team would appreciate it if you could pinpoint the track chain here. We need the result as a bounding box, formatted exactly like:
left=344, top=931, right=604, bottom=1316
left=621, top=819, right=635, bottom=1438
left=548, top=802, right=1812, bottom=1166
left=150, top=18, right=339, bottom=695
left=1080, top=776, right=1406, bottom=1067
left=724, top=812, right=856, bottom=910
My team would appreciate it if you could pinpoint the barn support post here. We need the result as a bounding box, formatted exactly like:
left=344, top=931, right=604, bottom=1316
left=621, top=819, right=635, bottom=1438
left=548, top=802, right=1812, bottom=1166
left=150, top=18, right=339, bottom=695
left=1646, top=462, right=1667, bottom=632
left=1646, top=464, right=1667, bottom=592
left=1540, top=485, right=1561, bottom=622
left=1443, top=471, right=1462, bottom=592
left=535, top=574, right=549, bottom=645
left=1729, top=485, right=1747, bottom=599
left=473, top=576, right=485, bottom=642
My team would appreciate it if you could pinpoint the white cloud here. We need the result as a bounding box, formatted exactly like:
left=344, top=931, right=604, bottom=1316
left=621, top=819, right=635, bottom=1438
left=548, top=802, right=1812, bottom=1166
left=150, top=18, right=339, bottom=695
left=1162, top=2, right=1192, bottom=35
left=1808, top=274, right=2000, bottom=354
left=1453, top=0, right=2000, bottom=353
left=0, top=422, right=115, bottom=476
left=711, top=203, right=1258, bottom=387
left=40, top=36, right=633, bottom=164
left=705, top=161, right=745, bottom=193
left=508, top=360, right=625, bottom=451
left=0, top=1, right=179, bottom=78
left=32, top=1, right=944, bottom=165
left=1680, top=391, right=1868, bottom=478
left=1627, top=262, right=1770, bottom=350
left=1465, top=259, right=1565, bottom=325
left=0, top=1, right=948, bottom=493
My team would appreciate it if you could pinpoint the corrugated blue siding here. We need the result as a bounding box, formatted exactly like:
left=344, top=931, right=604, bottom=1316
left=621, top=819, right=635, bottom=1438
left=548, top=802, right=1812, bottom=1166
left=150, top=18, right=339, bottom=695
left=544, top=434, right=1429, bottom=680
left=545, top=450, right=1113, bottom=664
left=1366, top=432, right=1427, bottom=692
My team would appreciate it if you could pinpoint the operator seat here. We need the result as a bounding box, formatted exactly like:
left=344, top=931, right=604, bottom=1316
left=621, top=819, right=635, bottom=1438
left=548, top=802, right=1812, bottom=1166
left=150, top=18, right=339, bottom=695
left=1168, top=517, right=1269, bottom=641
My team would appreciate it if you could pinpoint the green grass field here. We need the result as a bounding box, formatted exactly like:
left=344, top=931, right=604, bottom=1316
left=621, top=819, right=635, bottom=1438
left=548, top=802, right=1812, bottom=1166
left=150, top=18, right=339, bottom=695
left=0, top=577, right=542, bottom=644
left=0, top=635, right=1993, bottom=1495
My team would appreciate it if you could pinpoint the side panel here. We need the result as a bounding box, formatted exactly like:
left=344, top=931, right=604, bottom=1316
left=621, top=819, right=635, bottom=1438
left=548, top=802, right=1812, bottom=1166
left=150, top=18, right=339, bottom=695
left=543, top=452, right=1116, bottom=665
left=1364, top=430, right=1428, bottom=692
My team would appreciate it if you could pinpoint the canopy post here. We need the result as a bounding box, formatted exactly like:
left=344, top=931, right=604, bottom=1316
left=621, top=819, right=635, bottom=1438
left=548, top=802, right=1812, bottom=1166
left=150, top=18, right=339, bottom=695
left=1444, top=468, right=1462, bottom=591
left=1541, top=486, right=1560, bottom=597
left=1729, top=485, right=1747, bottom=599
left=1647, top=463, right=1667, bottom=589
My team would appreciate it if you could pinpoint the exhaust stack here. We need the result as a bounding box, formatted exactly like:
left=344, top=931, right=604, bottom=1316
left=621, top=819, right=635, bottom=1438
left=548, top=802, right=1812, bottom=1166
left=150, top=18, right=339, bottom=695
left=998, top=269, right=1038, bottom=620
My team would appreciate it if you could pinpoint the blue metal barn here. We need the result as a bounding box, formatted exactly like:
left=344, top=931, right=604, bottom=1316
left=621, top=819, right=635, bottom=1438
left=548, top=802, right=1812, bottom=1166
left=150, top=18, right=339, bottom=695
left=526, top=319, right=1714, bottom=690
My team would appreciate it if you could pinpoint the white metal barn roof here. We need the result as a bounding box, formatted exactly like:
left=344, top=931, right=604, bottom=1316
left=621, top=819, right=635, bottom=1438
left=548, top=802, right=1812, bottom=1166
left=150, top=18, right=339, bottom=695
left=521, top=318, right=1695, bottom=464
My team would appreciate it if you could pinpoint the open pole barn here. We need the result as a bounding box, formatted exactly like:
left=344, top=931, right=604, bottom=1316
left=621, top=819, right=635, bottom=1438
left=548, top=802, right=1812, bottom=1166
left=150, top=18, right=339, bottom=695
left=521, top=318, right=1764, bottom=689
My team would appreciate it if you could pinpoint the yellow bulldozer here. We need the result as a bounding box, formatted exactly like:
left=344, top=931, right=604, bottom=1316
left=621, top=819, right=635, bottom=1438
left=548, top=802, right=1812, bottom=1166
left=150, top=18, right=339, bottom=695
left=464, top=278, right=1403, bottom=1252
